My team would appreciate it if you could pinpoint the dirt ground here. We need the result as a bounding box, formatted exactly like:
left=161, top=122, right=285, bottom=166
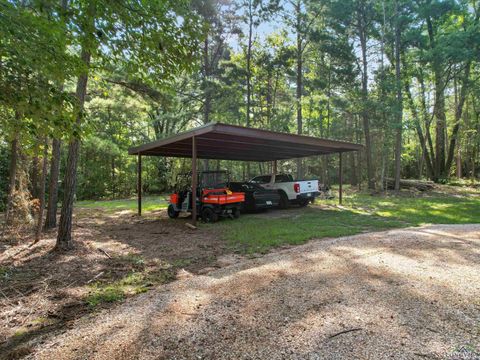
left=0, top=208, right=237, bottom=359
left=3, top=223, right=479, bottom=359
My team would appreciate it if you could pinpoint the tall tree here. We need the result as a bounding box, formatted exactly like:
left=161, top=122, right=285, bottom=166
left=0, top=1, right=75, bottom=227
left=355, top=0, right=375, bottom=189
left=407, top=0, right=478, bottom=181
left=56, top=0, right=202, bottom=249
left=45, top=0, right=69, bottom=230
left=393, top=0, right=403, bottom=190
left=282, top=0, right=317, bottom=177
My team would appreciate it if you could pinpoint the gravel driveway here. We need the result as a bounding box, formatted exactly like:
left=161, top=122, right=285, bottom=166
left=26, top=225, right=480, bottom=359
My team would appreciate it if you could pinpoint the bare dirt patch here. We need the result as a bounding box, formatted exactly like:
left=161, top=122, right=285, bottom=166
left=9, top=224, right=480, bottom=360
left=0, top=208, right=235, bottom=358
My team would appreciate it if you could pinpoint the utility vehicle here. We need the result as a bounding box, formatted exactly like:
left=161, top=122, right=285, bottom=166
left=167, top=170, right=244, bottom=223
left=249, top=173, right=320, bottom=208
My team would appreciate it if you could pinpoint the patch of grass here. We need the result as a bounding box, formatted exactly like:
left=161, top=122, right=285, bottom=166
left=171, top=258, right=192, bottom=268
left=329, top=190, right=480, bottom=225
left=219, top=207, right=405, bottom=254
left=217, top=186, right=480, bottom=254
left=30, top=317, right=49, bottom=325
left=86, top=269, right=174, bottom=307
left=13, top=328, right=28, bottom=337
left=0, top=266, right=11, bottom=280
left=77, top=196, right=168, bottom=213
left=448, top=344, right=480, bottom=358
left=116, top=253, right=146, bottom=267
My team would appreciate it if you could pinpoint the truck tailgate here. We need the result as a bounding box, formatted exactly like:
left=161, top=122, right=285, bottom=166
left=298, top=180, right=318, bottom=194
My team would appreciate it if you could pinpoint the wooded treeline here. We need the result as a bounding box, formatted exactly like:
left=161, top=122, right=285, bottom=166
left=1, top=0, right=479, bottom=248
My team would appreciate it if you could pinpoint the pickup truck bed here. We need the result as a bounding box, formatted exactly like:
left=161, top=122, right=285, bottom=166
left=249, top=174, right=320, bottom=208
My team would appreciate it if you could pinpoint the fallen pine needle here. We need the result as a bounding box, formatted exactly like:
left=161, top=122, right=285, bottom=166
left=97, top=248, right=111, bottom=258
left=329, top=328, right=362, bottom=339
left=87, top=272, right=105, bottom=284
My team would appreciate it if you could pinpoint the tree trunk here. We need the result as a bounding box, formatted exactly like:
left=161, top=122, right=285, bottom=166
left=445, top=62, right=471, bottom=174
left=31, top=153, right=40, bottom=199
left=404, top=79, right=435, bottom=178
left=56, top=47, right=91, bottom=250
left=203, top=35, right=211, bottom=173
left=426, top=16, right=447, bottom=180
left=349, top=114, right=358, bottom=186
left=245, top=0, right=254, bottom=176
left=4, top=131, right=19, bottom=227
left=266, top=69, right=273, bottom=128
left=111, top=156, right=116, bottom=197
left=433, top=70, right=447, bottom=179
left=244, top=0, right=254, bottom=178
left=34, top=140, right=48, bottom=243
left=357, top=8, right=374, bottom=189
left=44, top=139, right=61, bottom=229
left=393, top=0, right=402, bottom=191
left=203, top=35, right=211, bottom=124
left=45, top=0, right=68, bottom=230
left=456, top=147, right=462, bottom=178
left=295, top=0, right=303, bottom=179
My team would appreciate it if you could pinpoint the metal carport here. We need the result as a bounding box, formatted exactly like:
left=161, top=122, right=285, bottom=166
left=129, top=122, right=363, bottom=225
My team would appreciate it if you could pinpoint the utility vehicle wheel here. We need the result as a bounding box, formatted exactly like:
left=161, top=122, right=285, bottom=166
left=233, top=208, right=240, bottom=219
left=167, top=205, right=179, bottom=219
left=201, top=207, right=218, bottom=223
left=278, top=192, right=289, bottom=209
left=298, top=199, right=309, bottom=207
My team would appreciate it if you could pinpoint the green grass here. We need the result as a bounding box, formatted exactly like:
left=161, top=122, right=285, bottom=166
left=76, top=195, right=168, bottom=213
left=330, top=190, right=480, bottom=225
left=217, top=186, right=480, bottom=254
left=220, top=207, right=405, bottom=254
left=74, top=186, right=480, bottom=256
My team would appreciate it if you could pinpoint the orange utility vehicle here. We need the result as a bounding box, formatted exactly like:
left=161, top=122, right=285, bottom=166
left=167, top=170, right=245, bottom=223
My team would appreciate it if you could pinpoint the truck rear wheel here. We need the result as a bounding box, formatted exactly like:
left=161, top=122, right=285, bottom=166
left=279, top=192, right=289, bottom=209
left=201, top=207, right=218, bottom=223
left=167, top=204, right=179, bottom=219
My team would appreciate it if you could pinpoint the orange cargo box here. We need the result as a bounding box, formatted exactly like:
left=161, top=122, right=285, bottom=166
left=202, top=190, right=245, bottom=205
left=169, top=193, right=178, bottom=204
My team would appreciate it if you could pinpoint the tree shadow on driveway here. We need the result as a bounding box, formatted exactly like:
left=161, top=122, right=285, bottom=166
left=24, top=224, right=480, bottom=359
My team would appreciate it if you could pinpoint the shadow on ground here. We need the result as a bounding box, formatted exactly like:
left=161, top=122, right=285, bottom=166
left=8, top=224, right=480, bottom=359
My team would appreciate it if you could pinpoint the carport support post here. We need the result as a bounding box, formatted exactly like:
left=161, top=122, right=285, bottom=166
left=339, top=152, right=343, bottom=205
left=137, top=154, right=142, bottom=216
left=272, top=160, right=277, bottom=175
left=191, top=136, right=197, bottom=226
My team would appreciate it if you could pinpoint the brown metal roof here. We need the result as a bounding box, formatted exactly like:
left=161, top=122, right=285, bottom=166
left=128, top=123, right=363, bottom=161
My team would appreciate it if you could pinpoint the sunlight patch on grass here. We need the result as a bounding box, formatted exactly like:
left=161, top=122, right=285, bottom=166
left=217, top=187, right=480, bottom=254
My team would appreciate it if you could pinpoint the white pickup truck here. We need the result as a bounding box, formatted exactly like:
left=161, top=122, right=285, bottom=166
left=249, top=173, right=320, bottom=208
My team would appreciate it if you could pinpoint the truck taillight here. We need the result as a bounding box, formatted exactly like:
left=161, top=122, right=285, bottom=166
left=294, top=183, right=300, bottom=193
